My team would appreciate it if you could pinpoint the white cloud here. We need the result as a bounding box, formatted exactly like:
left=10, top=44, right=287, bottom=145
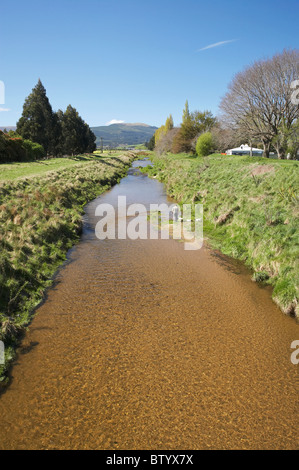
left=0, top=108, right=10, bottom=112
left=106, top=119, right=125, bottom=125
left=197, top=39, right=237, bottom=52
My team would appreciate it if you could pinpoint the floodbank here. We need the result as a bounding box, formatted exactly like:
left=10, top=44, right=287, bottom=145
left=0, top=153, right=135, bottom=384
left=144, top=152, right=299, bottom=318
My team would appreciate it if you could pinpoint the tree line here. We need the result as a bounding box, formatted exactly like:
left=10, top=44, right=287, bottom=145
left=148, top=102, right=217, bottom=157
left=15, top=79, right=96, bottom=158
left=148, top=49, right=299, bottom=159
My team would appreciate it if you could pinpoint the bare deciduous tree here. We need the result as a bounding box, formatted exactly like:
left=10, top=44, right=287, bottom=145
left=155, top=128, right=180, bottom=156
left=220, top=49, right=299, bottom=158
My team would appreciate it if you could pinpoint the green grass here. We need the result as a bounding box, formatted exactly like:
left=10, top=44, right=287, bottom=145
left=0, top=150, right=140, bottom=180
left=93, top=149, right=134, bottom=158
left=145, top=152, right=299, bottom=318
left=0, top=154, right=104, bottom=181
left=0, top=153, right=135, bottom=385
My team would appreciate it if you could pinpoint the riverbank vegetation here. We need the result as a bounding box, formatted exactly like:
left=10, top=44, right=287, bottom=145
left=0, top=130, right=46, bottom=163
left=145, top=152, right=299, bottom=318
left=0, top=153, right=134, bottom=384
left=146, top=48, right=299, bottom=318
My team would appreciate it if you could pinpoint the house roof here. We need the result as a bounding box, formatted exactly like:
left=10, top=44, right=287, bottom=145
left=227, top=144, right=263, bottom=152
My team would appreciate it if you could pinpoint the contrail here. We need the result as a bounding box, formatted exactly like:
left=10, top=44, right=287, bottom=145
left=197, top=39, right=237, bottom=52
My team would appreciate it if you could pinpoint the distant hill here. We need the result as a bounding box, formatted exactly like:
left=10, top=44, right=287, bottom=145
left=91, top=123, right=157, bottom=148
left=0, top=126, right=17, bottom=132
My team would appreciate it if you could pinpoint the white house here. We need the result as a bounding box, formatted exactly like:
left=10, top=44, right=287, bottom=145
left=226, top=144, right=263, bottom=156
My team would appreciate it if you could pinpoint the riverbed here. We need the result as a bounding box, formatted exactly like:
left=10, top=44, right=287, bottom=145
left=0, top=160, right=298, bottom=450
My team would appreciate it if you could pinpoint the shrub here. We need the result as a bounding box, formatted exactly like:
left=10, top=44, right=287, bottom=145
left=196, top=132, right=214, bottom=157
left=23, top=140, right=46, bottom=160
left=0, top=131, right=45, bottom=163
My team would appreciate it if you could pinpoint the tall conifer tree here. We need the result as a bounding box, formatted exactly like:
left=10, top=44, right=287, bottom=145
left=17, top=79, right=59, bottom=155
left=57, top=105, right=96, bottom=155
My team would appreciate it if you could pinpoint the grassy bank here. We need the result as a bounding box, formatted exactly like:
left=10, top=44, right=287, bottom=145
left=0, top=154, right=110, bottom=181
left=0, top=153, right=135, bottom=384
left=145, top=152, right=299, bottom=317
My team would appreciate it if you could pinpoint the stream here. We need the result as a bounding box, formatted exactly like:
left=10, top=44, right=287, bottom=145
left=0, top=159, right=298, bottom=450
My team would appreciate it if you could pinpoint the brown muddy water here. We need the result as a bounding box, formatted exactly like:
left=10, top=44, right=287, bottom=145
left=0, top=160, right=298, bottom=450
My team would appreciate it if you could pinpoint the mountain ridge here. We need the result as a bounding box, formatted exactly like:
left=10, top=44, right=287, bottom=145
left=91, top=122, right=157, bottom=147
left=0, top=123, right=158, bottom=148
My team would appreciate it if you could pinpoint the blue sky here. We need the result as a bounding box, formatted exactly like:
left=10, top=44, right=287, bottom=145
left=0, top=0, right=298, bottom=127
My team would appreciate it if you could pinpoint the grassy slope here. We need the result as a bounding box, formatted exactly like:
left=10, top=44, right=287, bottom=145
left=146, top=152, right=299, bottom=317
left=0, top=154, right=114, bottom=181
left=0, top=153, right=135, bottom=383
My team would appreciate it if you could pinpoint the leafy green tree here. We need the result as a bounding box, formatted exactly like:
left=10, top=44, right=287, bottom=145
left=196, top=132, right=215, bottom=157
left=23, top=140, right=46, bottom=160
left=173, top=103, right=216, bottom=153
left=182, top=100, right=191, bottom=124
left=154, top=114, right=174, bottom=147
left=165, top=114, right=174, bottom=132
left=16, top=79, right=59, bottom=155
